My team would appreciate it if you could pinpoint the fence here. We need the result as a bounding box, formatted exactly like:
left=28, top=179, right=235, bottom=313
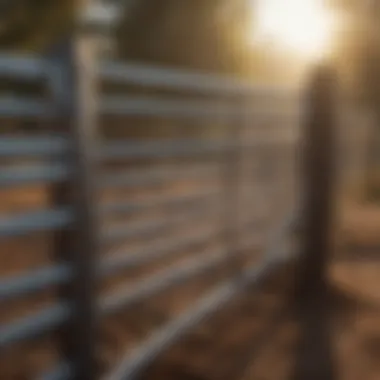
left=0, top=34, right=304, bottom=380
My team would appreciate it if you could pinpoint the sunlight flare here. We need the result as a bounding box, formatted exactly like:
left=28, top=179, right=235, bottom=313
left=252, top=0, right=334, bottom=59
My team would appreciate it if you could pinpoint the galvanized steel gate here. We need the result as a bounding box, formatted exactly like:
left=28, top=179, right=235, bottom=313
left=0, top=37, right=300, bottom=380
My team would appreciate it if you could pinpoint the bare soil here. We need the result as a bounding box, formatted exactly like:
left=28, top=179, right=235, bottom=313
left=135, top=200, right=380, bottom=380
left=1, top=180, right=380, bottom=380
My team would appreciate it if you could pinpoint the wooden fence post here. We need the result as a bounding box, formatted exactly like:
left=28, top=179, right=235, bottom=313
left=293, top=64, right=338, bottom=380
left=48, top=28, right=100, bottom=380
left=297, top=64, right=337, bottom=299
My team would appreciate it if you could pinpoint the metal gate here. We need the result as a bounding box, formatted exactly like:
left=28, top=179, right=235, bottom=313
left=0, top=37, right=300, bottom=379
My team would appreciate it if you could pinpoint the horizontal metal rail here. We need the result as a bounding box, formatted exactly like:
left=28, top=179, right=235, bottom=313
left=1, top=229, right=217, bottom=302
left=0, top=303, right=70, bottom=348
left=0, top=265, right=72, bottom=302
left=39, top=362, right=73, bottom=380
left=0, top=216, right=295, bottom=351
left=0, top=54, right=48, bottom=79
left=101, top=96, right=289, bottom=119
left=0, top=136, right=292, bottom=161
left=0, top=208, right=73, bottom=238
left=104, top=210, right=297, bottom=380
left=0, top=193, right=218, bottom=300
left=101, top=61, right=295, bottom=98
left=0, top=164, right=220, bottom=190
left=0, top=164, right=70, bottom=187
left=0, top=205, right=268, bottom=302
left=105, top=284, right=239, bottom=380
left=103, top=204, right=219, bottom=244
left=0, top=217, right=265, bottom=303
left=103, top=255, right=283, bottom=380
left=0, top=136, right=69, bottom=157
left=102, top=228, right=218, bottom=276
left=102, top=166, right=219, bottom=189
left=101, top=140, right=295, bottom=161
left=0, top=249, right=234, bottom=348
left=1, top=204, right=219, bottom=300
left=102, top=96, right=241, bottom=118
left=101, top=247, right=232, bottom=315
left=101, top=140, right=230, bottom=159
left=102, top=190, right=218, bottom=215
left=0, top=96, right=298, bottom=121
left=0, top=98, right=53, bottom=118
left=0, top=55, right=292, bottom=97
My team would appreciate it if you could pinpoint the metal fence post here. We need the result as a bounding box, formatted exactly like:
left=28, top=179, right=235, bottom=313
left=293, top=65, right=338, bottom=380
left=48, top=31, right=100, bottom=380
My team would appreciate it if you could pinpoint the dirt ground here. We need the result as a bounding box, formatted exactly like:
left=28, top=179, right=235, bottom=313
left=135, top=199, right=380, bottom=380
left=1, top=177, right=380, bottom=379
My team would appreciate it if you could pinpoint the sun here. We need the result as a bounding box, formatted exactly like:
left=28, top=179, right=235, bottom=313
left=252, top=0, right=334, bottom=59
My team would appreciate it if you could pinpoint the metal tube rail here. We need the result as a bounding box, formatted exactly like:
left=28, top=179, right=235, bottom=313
left=0, top=164, right=70, bottom=188
left=103, top=204, right=219, bottom=244
left=0, top=98, right=54, bottom=118
left=101, top=96, right=276, bottom=119
left=105, top=281, right=242, bottom=380
left=0, top=54, right=48, bottom=79
left=102, top=96, right=241, bottom=118
left=104, top=210, right=297, bottom=380
left=0, top=55, right=295, bottom=98
left=39, top=362, right=73, bottom=380
left=0, top=248, right=231, bottom=348
left=0, top=304, right=71, bottom=348
left=0, top=208, right=73, bottom=238
left=0, top=164, right=220, bottom=189
left=0, top=136, right=69, bottom=157
left=0, top=212, right=268, bottom=303
left=101, top=139, right=296, bottom=163
left=0, top=201, right=270, bottom=303
left=100, top=61, right=295, bottom=98
left=100, top=248, right=232, bottom=315
left=102, top=228, right=218, bottom=276
left=103, top=254, right=282, bottom=380
left=39, top=229, right=291, bottom=380
left=101, top=140, right=231, bottom=160
left=102, top=166, right=219, bottom=189
left=0, top=96, right=298, bottom=120
left=0, top=229, right=217, bottom=302
left=0, top=265, right=72, bottom=302
left=102, top=190, right=218, bottom=215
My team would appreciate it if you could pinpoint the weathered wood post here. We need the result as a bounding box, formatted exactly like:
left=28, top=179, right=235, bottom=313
left=298, top=64, right=337, bottom=300
left=293, top=64, right=338, bottom=380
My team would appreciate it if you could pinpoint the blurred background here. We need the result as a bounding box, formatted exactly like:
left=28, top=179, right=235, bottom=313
left=1, top=1, right=380, bottom=380
left=1, top=0, right=379, bottom=190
